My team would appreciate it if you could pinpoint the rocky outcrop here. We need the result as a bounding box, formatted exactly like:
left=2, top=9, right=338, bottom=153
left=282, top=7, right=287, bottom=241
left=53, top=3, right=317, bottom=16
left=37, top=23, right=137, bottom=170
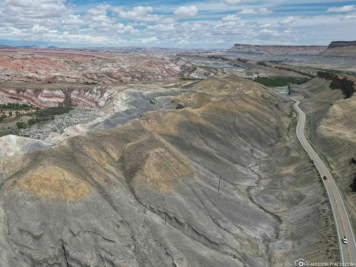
left=0, top=135, right=52, bottom=157
left=350, top=175, right=356, bottom=192
left=257, top=61, right=316, bottom=78
left=317, top=71, right=355, bottom=98
left=0, top=86, right=113, bottom=108
left=328, top=41, right=356, bottom=48
left=320, top=41, right=356, bottom=57
left=230, top=44, right=326, bottom=55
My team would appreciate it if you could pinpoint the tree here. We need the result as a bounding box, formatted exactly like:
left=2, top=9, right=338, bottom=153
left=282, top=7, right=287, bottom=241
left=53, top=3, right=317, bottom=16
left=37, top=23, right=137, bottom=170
left=0, top=115, right=6, bottom=122
left=350, top=176, right=356, bottom=192
left=9, top=111, right=12, bottom=117
left=28, top=119, right=36, bottom=126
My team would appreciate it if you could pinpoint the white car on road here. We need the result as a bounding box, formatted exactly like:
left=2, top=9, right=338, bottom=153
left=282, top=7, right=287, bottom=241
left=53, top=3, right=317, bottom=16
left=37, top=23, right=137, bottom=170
left=342, top=237, right=348, bottom=244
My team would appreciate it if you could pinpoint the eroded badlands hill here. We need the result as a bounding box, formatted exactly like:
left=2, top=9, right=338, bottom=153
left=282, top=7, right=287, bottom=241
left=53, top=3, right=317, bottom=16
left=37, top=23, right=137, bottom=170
left=0, top=76, right=337, bottom=266
left=298, top=73, right=356, bottom=234
left=0, top=47, right=213, bottom=84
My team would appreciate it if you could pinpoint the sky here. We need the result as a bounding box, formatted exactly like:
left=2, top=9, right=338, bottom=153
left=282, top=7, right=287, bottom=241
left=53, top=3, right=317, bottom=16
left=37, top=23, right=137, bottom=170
left=0, top=0, right=355, bottom=49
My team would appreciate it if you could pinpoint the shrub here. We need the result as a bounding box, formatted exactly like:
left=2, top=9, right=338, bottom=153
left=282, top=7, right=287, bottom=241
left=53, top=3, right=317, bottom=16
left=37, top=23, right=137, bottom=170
left=16, top=122, right=27, bottom=129
left=253, top=77, right=311, bottom=87
left=28, top=119, right=36, bottom=126
left=82, top=82, right=98, bottom=85
left=180, top=77, right=203, bottom=81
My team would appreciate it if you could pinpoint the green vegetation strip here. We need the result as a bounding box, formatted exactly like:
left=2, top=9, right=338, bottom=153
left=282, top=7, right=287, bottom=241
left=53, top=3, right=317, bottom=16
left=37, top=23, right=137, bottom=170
left=180, top=77, right=203, bottom=81
left=253, top=76, right=311, bottom=87
left=314, top=68, right=356, bottom=77
left=0, top=103, right=72, bottom=128
left=21, top=107, right=72, bottom=129
left=82, top=82, right=98, bottom=85
left=0, top=103, right=33, bottom=110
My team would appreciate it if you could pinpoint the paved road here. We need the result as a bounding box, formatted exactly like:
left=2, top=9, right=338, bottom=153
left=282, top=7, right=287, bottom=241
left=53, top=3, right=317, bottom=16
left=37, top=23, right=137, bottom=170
left=293, top=99, right=356, bottom=265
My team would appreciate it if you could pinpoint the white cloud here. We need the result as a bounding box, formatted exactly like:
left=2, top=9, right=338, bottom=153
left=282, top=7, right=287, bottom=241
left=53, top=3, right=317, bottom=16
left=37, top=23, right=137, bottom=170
left=116, top=23, right=136, bottom=34
left=240, top=8, right=272, bottom=15
left=212, top=39, right=225, bottom=44
left=111, top=6, right=161, bottom=22
left=240, top=9, right=256, bottom=14
left=279, top=16, right=295, bottom=25
left=141, top=36, right=158, bottom=44
left=327, top=5, right=356, bottom=13
left=259, top=29, right=280, bottom=37
left=0, top=0, right=73, bottom=30
left=224, top=0, right=242, bottom=5
left=258, top=8, right=273, bottom=15
left=0, top=25, right=112, bottom=45
left=343, top=12, right=356, bottom=20
left=31, top=24, right=48, bottom=33
left=174, top=6, right=198, bottom=18
left=222, top=15, right=241, bottom=21
left=3, top=0, right=69, bottom=19
left=87, top=4, right=113, bottom=23
left=87, top=4, right=109, bottom=16
left=62, top=15, right=85, bottom=27
left=0, top=1, right=355, bottom=48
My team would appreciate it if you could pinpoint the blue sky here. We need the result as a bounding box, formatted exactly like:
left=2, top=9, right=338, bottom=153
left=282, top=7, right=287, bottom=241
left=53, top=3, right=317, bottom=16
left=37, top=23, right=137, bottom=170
left=0, top=0, right=355, bottom=48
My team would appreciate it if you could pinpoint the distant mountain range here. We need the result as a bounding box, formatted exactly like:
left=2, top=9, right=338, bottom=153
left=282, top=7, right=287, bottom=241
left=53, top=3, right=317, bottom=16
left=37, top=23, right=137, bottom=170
left=0, top=45, right=58, bottom=49
left=15, top=45, right=39, bottom=48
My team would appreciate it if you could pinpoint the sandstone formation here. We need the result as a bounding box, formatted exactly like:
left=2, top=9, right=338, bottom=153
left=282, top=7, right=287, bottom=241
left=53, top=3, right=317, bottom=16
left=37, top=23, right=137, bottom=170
left=317, top=71, right=356, bottom=98
left=0, top=85, right=112, bottom=108
left=230, top=44, right=327, bottom=56
left=228, top=43, right=356, bottom=70
left=321, top=41, right=356, bottom=57
left=328, top=41, right=356, bottom=48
